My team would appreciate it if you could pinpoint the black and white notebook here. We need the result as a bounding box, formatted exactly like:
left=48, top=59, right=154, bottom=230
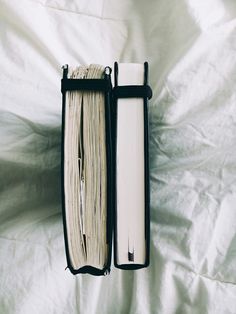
left=61, top=62, right=152, bottom=275
left=113, top=62, right=151, bottom=270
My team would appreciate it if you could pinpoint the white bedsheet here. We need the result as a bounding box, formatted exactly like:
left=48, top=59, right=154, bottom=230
left=0, top=0, right=236, bottom=313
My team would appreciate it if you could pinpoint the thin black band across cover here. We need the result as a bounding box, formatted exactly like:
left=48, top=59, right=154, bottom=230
left=113, top=85, right=152, bottom=100
left=61, top=65, right=113, bottom=276
left=113, top=62, right=152, bottom=270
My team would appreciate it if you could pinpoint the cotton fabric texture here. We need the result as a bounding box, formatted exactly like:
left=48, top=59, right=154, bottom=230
left=0, top=0, right=236, bottom=313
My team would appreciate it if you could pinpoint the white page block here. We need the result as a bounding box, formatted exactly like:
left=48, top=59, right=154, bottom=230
left=116, top=63, right=146, bottom=265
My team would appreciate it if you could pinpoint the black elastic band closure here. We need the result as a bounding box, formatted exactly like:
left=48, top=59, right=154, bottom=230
left=113, top=85, right=152, bottom=100
left=61, top=78, right=111, bottom=93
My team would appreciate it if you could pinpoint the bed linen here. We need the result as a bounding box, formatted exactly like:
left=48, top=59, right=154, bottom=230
left=0, top=0, right=236, bottom=313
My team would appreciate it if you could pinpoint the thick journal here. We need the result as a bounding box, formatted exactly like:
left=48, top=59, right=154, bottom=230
left=61, top=64, right=113, bottom=275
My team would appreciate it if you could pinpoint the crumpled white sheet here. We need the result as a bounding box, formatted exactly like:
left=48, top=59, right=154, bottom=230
left=0, top=0, right=236, bottom=313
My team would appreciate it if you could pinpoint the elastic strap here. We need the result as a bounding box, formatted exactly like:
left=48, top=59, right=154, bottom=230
left=61, top=78, right=111, bottom=93
left=113, top=85, right=152, bottom=100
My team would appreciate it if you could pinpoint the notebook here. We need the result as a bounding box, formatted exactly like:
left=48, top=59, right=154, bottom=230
left=61, top=62, right=151, bottom=275
left=113, top=62, right=151, bottom=269
left=61, top=64, right=113, bottom=275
